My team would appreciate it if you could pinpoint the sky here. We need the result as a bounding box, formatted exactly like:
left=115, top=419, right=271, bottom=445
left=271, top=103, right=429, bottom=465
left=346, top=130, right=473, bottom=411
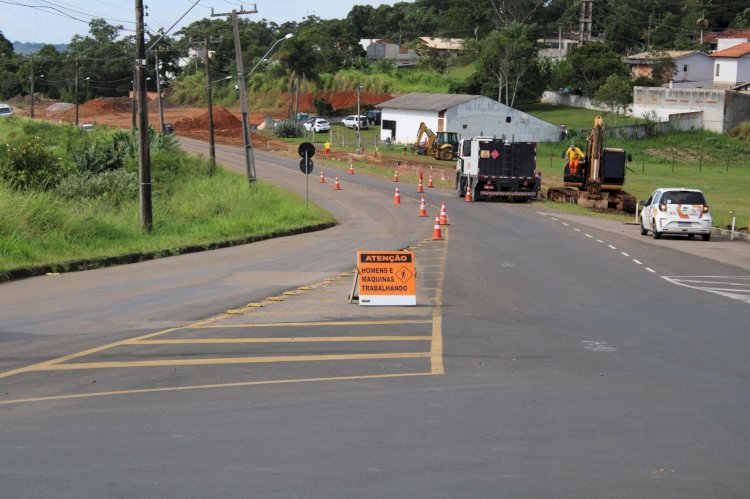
left=0, top=0, right=406, bottom=44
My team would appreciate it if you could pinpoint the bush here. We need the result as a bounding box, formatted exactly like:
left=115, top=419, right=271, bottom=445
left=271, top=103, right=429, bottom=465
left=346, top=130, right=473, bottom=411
left=0, top=138, right=66, bottom=191
left=55, top=169, right=138, bottom=205
left=71, top=134, right=128, bottom=174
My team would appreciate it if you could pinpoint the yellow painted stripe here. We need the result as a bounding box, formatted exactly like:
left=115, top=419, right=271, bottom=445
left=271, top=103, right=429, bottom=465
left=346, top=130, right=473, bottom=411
left=0, top=372, right=436, bottom=406
left=185, top=319, right=432, bottom=329
left=130, top=336, right=432, bottom=345
left=25, top=352, right=431, bottom=371
left=430, top=231, right=447, bottom=375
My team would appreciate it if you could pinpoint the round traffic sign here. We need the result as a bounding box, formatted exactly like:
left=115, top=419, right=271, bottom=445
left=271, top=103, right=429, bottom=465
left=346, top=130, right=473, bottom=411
left=299, top=158, right=314, bottom=174
left=298, top=142, right=316, bottom=159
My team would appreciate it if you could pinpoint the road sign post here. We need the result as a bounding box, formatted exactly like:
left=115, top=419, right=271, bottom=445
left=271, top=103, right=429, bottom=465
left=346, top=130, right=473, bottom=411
left=298, top=142, right=316, bottom=208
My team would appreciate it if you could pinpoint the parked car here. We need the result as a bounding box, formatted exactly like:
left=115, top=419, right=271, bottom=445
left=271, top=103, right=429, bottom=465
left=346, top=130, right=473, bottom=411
left=341, top=115, right=369, bottom=129
left=0, top=103, right=13, bottom=117
left=638, top=187, right=713, bottom=241
left=80, top=123, right=95, bottom=132
left=303, top=118, right=331, bottom=133
left=163, top=123, right=174, bottom=134
left=365, top=109, right=381, bottom=125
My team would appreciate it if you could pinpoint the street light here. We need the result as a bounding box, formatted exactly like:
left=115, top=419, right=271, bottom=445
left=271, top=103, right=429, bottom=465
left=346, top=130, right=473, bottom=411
left=247, top=33, right=293, bottom=78
left=237, top=32, right=293, bottom=186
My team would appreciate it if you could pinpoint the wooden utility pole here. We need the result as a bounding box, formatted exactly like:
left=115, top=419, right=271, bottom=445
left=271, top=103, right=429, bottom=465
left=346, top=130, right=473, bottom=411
left=74, top=58, right=79, bottom=127
left=212, top=5, right=258, bottom=186
left=154, top=49, right=165, bottom=132
left=135, top=0, right=152, bottom=231
left=29, top=57, right=35, bottom=118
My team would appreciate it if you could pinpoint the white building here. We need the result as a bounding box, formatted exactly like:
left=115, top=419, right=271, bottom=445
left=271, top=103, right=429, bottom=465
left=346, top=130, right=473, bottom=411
left=377, top=92, right=563, bottom=144
left=624, top=50, right=714, bottom=83
left=711, top=42, right=750, bottom=88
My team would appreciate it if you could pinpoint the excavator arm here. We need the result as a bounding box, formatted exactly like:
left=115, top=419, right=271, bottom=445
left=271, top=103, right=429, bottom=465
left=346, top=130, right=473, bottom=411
left=415, top=122, right=437, bottom=155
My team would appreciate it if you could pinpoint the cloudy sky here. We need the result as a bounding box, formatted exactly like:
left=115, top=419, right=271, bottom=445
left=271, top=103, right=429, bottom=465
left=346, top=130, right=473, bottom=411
left=0, top=0, right=405, bottom=44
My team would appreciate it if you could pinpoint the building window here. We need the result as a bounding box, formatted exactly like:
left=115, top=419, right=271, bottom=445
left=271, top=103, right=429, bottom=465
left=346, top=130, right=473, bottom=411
left=683, top=64, right=688, bottom=72
left=462, top=124, right=468, bottom=129
left=716, top=64, right=720, bottom=77
left=506, top=116, right=512, bottom=123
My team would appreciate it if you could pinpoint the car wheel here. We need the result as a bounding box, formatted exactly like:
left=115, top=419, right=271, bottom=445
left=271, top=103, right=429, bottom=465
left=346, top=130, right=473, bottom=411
left=640, top=221, right=648, bottom=236
left=651, top=220, right=661, bottom=239
left=702, top=233, right=711, bottom=241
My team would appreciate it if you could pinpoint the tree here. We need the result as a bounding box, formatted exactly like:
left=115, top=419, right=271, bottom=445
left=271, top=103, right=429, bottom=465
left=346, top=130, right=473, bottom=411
left=557, top=42, right=628, bottom=97
left=275, top=35, right=321, bottom=121
left=593, top=74, right=633, bottom=118
left=0, top=30, right=21, bottom=99
left=476, top=23, right=539, bottom=107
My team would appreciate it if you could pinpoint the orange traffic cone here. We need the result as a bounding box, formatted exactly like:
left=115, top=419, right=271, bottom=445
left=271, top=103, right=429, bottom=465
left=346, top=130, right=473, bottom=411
left=465, top=182, right=472, bottom=202
left=427, top=174, right=434, bottom=188
left=393, top=187, right=401, bottom=205
left=417, top=177, right=424, bottom=193
left=432, top=216, right=443, bottom=240
left=418, top=196, right=428, bottom=217
left=319, top=170, right=326, bottom=183
left=334, top=177, right=341, bottom=190
left=439, top=202, right=449, bottom=225
left=394, top=169, right=399, bottom=182
left=348, top=163, right=355, bottom=175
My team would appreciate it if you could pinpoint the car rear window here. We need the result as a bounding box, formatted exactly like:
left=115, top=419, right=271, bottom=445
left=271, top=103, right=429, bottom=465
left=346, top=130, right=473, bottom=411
left=663, top=191, right=706, bottom=205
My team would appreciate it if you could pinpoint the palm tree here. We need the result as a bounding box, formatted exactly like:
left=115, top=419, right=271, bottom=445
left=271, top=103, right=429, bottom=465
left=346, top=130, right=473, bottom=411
left=275, top=36, right=322, bottom=122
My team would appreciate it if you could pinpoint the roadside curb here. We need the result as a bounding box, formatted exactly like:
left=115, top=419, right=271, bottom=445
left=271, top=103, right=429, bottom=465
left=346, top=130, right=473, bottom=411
left=0, top=222, right=336, bottom=283
left=713, top=227, right=750, bottom=242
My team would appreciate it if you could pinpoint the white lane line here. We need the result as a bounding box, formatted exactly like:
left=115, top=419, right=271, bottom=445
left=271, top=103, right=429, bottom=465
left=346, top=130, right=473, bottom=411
left=585, top=233, right=593, bottom=238
left=608, top=245, right=617, bottom=250
left=574, top=228, right=581, bottom=232
left=646, top=267, right=656, bottom=273
left=621, top=252, right=630, bottom=257
left=662, top=276, right=750, bottom=304
left=562, top=222, right=570, bottom=227
left=551, top=217, right=559, bottom=221
left=633, top=259, right=643, bottom=265
left=596, top=239, right=604, bottom=244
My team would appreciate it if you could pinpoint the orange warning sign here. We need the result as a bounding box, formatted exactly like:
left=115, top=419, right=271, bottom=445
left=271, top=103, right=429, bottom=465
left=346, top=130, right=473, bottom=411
left=357, top=250, right=416, bottom=306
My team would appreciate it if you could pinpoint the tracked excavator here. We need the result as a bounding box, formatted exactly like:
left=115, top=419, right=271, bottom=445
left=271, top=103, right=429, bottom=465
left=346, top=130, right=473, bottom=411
left=547, top=116, right=637, bottom=213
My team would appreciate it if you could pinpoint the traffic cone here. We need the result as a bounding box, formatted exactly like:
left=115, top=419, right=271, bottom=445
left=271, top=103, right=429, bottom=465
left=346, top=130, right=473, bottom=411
left=439, top=202, right=449, bottom=225
left=418, top=196, right=428, bottom=217
left=319, top=170, right=326, bottom=183
left=427, top=174, right=434, bottom=188
left=465, top=182, right=472, bottom=202
left=394, top=169, right=399, bottom=182
left=393, top=187, right=401, bottom=205
left=432, top=216, right=443, bottom=240
left=334, top=177, right=341, bottom=190
left=417, top=177, right=424, bottom=193
left=348, top=163, right=355, bottom=175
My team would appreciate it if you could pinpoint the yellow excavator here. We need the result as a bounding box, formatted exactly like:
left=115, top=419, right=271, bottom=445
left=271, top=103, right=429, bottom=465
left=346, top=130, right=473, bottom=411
left=547, top=116, right=637, bottom=213
left=414, top=122, right=459, bottom=161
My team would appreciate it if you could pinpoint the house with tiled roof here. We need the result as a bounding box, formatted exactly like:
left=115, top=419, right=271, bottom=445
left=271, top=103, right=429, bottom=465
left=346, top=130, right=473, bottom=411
left=624, top=50, right=713, bottom=83
left=702, top=29, right=750, bottom=51
left=711, top=42, right=750, bottom=88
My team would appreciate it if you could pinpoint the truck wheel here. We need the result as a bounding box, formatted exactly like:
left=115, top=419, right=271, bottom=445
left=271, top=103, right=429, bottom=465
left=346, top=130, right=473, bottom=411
left=640, top=221, right=648, bottom=236
left=702, top=233, right=711, bottom=241
left=458, top=178, right=466, bottom=197
left=440, top=149, right=453, bottom=161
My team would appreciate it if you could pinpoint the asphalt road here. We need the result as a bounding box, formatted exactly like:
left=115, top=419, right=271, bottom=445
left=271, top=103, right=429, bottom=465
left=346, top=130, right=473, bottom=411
left=1, top=138, right=749, bottom=498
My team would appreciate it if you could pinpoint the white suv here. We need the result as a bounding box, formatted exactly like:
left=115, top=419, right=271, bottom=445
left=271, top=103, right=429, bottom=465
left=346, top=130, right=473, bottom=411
left=639, top=188, right=713, bottom=241
left=0, top=103, right=12, bottom=117
left=341, top=115, right=369, bottom=129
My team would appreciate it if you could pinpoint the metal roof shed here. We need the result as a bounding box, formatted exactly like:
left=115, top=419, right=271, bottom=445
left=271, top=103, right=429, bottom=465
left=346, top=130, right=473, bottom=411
left=377, top=92, right=563, bottom=144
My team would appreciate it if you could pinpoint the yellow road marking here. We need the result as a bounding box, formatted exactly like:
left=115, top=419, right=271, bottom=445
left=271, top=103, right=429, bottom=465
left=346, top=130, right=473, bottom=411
left=185, top=319, right=432, bottom=329
left=25, top=352, right=431, bottom=371
left=130, top=335, right=432, bottom=345
left=430, top=231, right=447, bottom=375
left=0, top=372, right=436, bottom=406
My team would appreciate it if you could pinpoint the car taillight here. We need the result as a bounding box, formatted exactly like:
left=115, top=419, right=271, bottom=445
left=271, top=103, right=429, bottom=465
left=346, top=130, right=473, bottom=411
left=659, top=203, right=667, bottom=212
left=703, top=205, right=709, bottom=213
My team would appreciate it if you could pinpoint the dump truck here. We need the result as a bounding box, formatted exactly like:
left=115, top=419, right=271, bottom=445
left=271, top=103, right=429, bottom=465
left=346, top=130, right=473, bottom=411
left=415, top=122, right=459, bottom=161
left=455, top=136, right=540, bottom=201
left=547, top=116, right=636, bottom=213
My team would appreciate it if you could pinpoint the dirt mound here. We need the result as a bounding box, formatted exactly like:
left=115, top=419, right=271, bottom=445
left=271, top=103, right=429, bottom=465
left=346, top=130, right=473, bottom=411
left=174, top=106, right=242, bottom=131
left=296, top=91, right=393, bottom=113
left=80, top=97, right=133, bottom=113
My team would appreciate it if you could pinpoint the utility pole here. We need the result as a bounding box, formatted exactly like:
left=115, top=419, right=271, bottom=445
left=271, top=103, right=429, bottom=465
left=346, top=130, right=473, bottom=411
left=212, top=5, right=258, bottom=186
left=356, top=83, right=361, bottom=153
left=29, top=57, right=35, bottom=118
left=154, top=49, right=165, bottom=132
left=135, top=0, right=152, bottom=231
left=74, top=58, right=79, bottom=127
left=191, top=37, right=221, bottom=169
